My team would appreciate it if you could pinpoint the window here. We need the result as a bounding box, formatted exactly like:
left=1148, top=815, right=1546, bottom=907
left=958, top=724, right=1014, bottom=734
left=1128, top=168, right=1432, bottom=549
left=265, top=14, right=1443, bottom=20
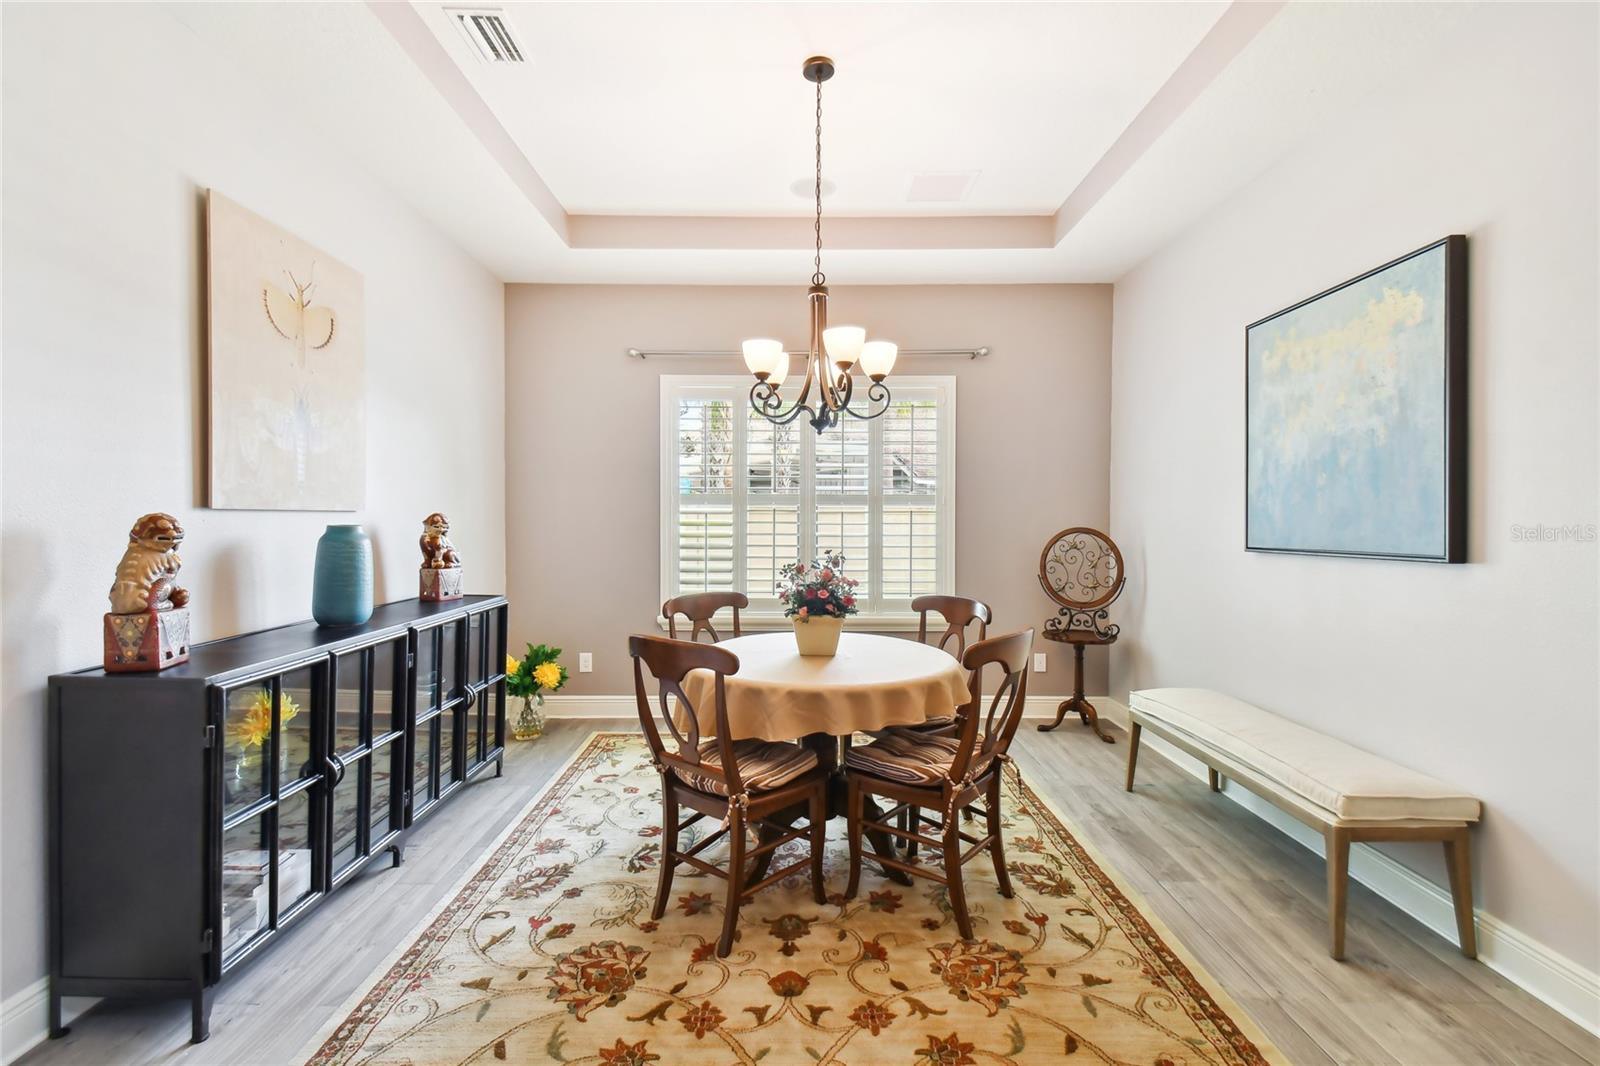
left=661, top=375, right=955, bottom=622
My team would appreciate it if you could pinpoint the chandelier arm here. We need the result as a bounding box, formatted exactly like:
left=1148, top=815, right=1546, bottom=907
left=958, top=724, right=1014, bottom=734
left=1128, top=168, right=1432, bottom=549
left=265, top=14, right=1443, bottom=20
left=750, top=381, right=814, bottom=427
left=839, top=380, right=892, bottom=421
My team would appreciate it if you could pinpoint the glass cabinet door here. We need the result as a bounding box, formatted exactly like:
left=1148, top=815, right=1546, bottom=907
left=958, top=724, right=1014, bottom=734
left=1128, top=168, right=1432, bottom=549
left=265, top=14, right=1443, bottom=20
left=217, top=662, right=327, bottom=968
left=410, top=624, right=447, bottom=821
left=327, top=635, right=408, bottom=887
left=462, top=605, right=508, bottom=777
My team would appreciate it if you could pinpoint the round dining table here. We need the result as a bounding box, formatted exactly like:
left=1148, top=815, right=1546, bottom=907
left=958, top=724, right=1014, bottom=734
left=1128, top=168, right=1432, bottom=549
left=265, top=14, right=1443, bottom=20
left=681, top=631, right=971, bottom=884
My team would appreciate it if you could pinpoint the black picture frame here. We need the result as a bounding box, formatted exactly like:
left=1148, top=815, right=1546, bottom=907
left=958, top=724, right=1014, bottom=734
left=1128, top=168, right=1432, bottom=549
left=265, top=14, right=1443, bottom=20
left=1245, top=235, right=1467, bottom=563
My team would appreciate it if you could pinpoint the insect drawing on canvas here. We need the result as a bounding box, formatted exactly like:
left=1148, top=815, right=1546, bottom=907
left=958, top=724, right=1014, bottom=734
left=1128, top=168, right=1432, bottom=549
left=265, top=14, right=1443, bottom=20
left=262, top=264, right=336, bottom=369
left=207, top=190, right=364, bottom=511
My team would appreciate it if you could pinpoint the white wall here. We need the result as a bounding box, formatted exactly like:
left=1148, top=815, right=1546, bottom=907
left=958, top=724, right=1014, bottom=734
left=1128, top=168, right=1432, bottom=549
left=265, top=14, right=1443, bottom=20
left=1109, top=2, right=1598, bottom=976
left=0, top=0, right=507, bottom=1016
left=505, top=284, right=1112, bottom=698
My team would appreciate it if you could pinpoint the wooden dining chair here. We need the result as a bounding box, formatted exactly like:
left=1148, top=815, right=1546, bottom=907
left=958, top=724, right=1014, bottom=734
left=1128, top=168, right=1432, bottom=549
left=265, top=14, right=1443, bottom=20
left=913, top=594, right=992, bottom=657
left=890, top=595, right=996, bottom=849
left=661, top=592, right=748, bottom=642
left=843, top=628, right=1034, bottom=940
left=629, top=634, right=828, bottom=956
left=894, top=595, right=994, bottom=737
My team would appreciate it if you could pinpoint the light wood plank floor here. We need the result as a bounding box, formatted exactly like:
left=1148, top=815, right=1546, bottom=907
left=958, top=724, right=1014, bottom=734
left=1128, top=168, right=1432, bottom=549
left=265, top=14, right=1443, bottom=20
left=23, top=720, right=1599, bottom=1065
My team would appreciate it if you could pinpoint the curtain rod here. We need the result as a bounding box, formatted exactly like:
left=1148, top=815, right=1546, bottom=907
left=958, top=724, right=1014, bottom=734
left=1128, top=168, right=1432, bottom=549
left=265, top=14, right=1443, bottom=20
left=626, top=346, right=990, bottom=361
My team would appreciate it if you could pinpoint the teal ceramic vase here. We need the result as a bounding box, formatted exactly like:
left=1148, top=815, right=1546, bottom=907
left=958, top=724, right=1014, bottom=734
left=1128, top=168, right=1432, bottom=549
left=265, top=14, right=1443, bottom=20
left=312, top=525, right=373, bottom=626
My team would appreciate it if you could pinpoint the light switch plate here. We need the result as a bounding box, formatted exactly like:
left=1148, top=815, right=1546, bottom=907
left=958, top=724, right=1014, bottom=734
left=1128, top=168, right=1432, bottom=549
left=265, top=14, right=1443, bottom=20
left=1033, top=653, right=1047, bottom=673
left=578, top=652, right=593, bottom=673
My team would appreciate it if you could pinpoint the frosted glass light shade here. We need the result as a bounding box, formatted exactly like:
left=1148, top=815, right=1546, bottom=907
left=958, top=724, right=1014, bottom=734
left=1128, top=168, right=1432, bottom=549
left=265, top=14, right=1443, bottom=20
left=822, top=325, right=865, bottom=368
left=859, top=339, right=898, bottom=379
left=742, top=338, right=784, bottom=378
left=769, top=351, right=791, bottom=388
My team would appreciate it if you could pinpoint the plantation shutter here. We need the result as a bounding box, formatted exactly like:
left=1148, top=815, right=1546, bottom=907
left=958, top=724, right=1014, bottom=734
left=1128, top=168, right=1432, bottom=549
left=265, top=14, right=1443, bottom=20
left=663, top=377, right=954, bottom=618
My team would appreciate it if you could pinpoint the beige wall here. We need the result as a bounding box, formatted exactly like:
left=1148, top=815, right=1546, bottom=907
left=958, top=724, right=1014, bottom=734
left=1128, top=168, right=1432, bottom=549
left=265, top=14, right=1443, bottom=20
left=506, top=284, right=1112, bottom=697
left=1108, top=4, right=1598, bottom=970
left=0, top=3, right=507, bottom=1008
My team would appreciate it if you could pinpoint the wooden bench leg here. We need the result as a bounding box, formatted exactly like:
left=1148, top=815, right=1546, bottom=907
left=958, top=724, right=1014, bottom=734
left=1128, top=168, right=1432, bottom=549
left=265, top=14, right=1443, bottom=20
left=1124, top=722, right=1142, bottom=791
left=1444, top=828, right=1477, bottom=958
left=1207, top=767, right=1221, bottom=792
left=1326, top=826, right=1350, bottom=960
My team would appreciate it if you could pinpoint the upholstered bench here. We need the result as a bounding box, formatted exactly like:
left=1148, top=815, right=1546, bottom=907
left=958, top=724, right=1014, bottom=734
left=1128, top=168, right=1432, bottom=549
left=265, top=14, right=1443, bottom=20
left=1125, top=688, right=1481, bottom=960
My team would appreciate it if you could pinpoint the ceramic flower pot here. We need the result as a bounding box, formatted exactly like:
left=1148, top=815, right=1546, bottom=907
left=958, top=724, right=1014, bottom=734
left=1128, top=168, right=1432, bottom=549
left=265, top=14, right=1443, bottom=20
left=792, top=615, right=844, bottom=656
left=312, top=525, right=373, bottom=626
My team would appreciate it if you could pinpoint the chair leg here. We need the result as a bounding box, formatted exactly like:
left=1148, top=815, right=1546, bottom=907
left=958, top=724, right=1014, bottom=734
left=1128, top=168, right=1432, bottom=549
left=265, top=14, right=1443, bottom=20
left=718, top=808, right=746, bottom=958
left=907, top=805, right=920, bottom=859
left=987, top=775, right=1012, bottom=898
left=809, top=786, right=827, bottom=905
left=943, top=812, right=974, bottom=940
left=651, top=784, right=678, bottom=921
left=845, top=777, right=864, bottom=899
left=1444, top=829, right=1477, bottom=958
left=1125, top=722, right=1142, bottom=791
left=1326, top=826, right=1350, bottom=960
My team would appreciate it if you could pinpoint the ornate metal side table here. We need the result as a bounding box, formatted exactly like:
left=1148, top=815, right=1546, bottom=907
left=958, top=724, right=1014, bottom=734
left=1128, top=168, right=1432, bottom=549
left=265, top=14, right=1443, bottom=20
left=1035, top=527, right=1124, bottom=744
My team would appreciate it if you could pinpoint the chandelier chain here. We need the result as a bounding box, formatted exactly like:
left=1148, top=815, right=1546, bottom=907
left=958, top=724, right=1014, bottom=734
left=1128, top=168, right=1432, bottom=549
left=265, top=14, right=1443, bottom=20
left=813, top=74, right=824, bottom=287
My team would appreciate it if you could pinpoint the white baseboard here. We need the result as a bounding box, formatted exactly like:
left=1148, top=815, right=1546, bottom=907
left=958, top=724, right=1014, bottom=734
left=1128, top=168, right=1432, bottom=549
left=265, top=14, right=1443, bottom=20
left=0, top=978, right=91, bottom=1066
left=542, top=693, right=1118, bottom=720
left=1135, top=729, right=1600, bottom=1037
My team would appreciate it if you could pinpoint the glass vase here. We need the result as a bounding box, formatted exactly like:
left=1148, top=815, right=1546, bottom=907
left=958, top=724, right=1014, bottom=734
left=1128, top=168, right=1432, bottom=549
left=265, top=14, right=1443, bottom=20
left=513, top=694, right=545, bottom=741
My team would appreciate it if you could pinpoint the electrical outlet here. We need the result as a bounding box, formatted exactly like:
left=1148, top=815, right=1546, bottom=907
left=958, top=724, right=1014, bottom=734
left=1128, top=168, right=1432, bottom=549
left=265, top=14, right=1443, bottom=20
left=1033, top=653, right=1047, bottom=673
left=578, top=652, right=593, bottom=673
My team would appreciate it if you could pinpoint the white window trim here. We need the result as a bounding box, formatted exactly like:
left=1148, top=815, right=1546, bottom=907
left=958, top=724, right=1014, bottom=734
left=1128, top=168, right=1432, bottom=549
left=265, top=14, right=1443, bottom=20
left=659, top=374, right=956, bottom=629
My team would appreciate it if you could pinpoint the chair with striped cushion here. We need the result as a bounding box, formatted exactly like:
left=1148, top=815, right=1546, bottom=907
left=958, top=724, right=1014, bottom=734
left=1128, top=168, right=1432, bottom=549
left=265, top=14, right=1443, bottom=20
left=629, top=634, right=827, bottom=956
left=898, top=595, right=992, bottom=734
left=888, top=595, right=994, bottom=853
left=662, top=592, right=748, bottom=642
left=844, top=628, right=1034, bottom=940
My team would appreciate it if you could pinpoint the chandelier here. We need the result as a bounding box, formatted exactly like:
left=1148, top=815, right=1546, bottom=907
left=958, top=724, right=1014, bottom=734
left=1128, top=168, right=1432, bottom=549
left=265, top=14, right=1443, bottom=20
left=742, top=56, right=897, bottom=435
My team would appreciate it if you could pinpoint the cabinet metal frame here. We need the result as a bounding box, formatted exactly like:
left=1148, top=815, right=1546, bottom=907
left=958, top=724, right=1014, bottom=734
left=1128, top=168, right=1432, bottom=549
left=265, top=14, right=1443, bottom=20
left=48, top=596, right=508, bottom=1046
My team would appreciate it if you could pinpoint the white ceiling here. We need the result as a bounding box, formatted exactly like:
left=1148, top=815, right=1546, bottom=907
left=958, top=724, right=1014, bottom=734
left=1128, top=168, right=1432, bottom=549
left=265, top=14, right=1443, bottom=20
left=163, top=1, right=1499, bottom=285
left=427, top=2, right=1227, bottom=216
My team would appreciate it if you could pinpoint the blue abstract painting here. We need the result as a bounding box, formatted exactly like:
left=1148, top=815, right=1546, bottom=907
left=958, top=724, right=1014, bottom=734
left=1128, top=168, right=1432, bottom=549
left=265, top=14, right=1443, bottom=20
left=1247, top=238, right=1464, bottom=560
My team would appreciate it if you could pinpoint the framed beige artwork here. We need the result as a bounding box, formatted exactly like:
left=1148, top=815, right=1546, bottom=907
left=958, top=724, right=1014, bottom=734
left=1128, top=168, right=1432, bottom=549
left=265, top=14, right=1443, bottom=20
left=206, top=190, right=365, bottom=510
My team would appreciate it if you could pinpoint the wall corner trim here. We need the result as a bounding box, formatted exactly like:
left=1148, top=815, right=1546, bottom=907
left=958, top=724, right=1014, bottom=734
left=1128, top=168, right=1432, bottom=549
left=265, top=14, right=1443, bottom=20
left=1, top=978, right=90, bottom=1066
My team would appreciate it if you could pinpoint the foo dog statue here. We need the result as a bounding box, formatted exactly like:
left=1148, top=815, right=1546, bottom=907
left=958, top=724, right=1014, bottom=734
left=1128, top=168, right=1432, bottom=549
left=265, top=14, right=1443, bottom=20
left=419, top=512, right=463, bottom=601
left=103, top=512, right=192, bottom=671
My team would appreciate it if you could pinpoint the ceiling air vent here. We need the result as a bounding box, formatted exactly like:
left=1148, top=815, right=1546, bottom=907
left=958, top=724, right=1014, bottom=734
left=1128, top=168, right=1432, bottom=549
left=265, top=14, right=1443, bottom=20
left=906, top=171, right=980, bottom=203
left=447, top=7, right=525, bottom=64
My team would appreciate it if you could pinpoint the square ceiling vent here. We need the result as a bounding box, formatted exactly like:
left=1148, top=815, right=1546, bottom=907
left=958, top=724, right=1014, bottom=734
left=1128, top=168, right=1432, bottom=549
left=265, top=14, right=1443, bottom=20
left=447, top=7, right=525, bottom=64
left=906, top=171, right=980, bottom=203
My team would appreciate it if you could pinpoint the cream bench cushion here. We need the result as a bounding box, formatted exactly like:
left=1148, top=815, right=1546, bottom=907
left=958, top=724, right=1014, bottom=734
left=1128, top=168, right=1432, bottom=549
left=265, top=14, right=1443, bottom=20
left=1128, top=688, right=1480, bottom=825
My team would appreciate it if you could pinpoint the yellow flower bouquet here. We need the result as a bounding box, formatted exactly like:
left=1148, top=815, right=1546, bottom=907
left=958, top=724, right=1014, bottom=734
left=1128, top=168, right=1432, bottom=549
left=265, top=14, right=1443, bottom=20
left=506, top=643, right=568, bottom=740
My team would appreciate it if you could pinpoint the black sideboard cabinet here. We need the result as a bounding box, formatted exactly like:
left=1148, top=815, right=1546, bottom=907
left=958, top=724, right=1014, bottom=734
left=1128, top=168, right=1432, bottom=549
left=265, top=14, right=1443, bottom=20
left=47, top=595, right=508, bottom=1043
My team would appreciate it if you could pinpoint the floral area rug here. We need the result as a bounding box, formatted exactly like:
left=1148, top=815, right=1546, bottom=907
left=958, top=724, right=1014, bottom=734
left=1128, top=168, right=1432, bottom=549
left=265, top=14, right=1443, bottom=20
left=306, top=732, right=1279, bottom=1065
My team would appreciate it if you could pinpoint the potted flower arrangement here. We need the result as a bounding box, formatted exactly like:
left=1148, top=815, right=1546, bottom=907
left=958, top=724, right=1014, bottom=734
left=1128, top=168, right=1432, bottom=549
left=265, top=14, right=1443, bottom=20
left=778, top=550, right=859, bottom=656
left=506, top=643, right=568, bottom=740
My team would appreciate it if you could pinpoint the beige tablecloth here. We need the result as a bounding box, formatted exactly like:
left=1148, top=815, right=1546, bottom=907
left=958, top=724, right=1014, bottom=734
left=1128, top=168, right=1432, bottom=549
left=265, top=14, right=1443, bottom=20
left=678, top=632, right=971, bottom=742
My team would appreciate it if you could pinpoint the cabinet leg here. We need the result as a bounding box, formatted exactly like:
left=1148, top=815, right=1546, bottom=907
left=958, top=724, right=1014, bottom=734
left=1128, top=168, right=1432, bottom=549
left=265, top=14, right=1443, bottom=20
left=389, top=840, right=405, bottom=868
left=495, top=756, right=504, bottom=779
left=190, top=982, right=213, bottom=1044
left=48, top=984, right=68, bottom=1039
